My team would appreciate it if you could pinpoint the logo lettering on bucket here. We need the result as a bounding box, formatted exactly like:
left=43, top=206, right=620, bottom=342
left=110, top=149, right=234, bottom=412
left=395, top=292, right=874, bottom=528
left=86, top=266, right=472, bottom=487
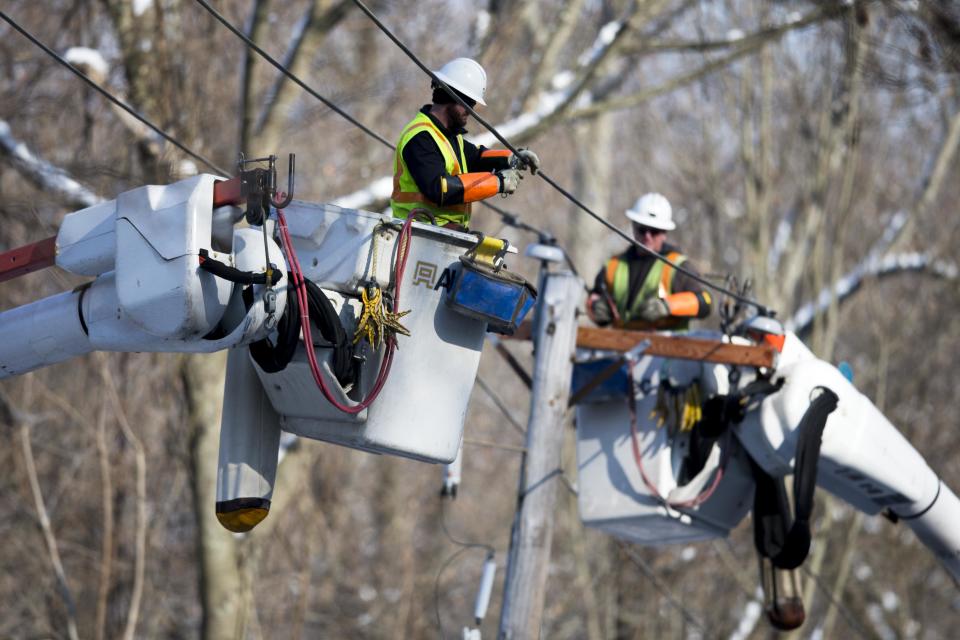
left=412, top=261, right=438, bottom=287
left=434, top=267, right=457, bottom=291
left=411, top=260, right=458, bottom=292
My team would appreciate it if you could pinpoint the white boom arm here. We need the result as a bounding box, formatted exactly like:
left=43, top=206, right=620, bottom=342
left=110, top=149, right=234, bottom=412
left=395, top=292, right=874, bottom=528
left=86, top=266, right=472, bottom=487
left=0, top=173, right=508, bottom=533
left=0, top=174, right=286, bottom=377
left=575, top=331, right=960, bottom=588
left=736, top=335, right=960, bottom=582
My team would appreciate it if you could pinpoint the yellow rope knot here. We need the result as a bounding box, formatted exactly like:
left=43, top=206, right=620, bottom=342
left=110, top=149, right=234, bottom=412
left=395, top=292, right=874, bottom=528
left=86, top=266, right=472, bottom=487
left=353, top=282, right=411, bottom=348
left=649, top=382, right=702, bottom=433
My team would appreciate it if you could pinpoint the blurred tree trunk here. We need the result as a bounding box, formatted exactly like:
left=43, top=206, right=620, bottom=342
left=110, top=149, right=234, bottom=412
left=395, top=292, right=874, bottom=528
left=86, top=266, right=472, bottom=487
left=250, top=0, right=352, bottom=154
left=568, top=113, right=614, bottom=279
left=184, top=352, right=244, bottom=640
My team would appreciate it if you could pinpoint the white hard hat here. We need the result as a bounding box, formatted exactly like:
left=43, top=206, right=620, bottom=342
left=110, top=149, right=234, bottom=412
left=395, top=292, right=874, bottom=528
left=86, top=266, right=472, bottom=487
left=625, top=192, right=675, bottom=230
left=433, top=58, right=487, bottom=106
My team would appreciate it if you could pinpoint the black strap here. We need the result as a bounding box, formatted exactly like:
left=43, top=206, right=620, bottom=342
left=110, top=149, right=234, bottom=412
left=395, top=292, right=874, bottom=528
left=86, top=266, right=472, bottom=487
left=698, top=377, right=784, bottom=437
left=248, top=281, right=300, bottom=373
left=247, top=276, right=356, bottom=387
left=198, top=248, right=282, bottom=286
left=303, top=279, right=354, bottom=386
left=752, top=387, right=839, bottom=569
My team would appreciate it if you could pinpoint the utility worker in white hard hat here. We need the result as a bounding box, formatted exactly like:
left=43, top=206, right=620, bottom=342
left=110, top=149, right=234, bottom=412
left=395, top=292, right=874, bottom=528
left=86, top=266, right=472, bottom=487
left=391, top=57, right=540, bottom=229
left=587, top=193, right=712, bottom=330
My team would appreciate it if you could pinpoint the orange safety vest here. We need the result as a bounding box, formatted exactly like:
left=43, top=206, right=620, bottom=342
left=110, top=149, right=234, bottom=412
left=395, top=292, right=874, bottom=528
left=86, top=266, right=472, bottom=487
left=604, top=251, right=689, bottom=330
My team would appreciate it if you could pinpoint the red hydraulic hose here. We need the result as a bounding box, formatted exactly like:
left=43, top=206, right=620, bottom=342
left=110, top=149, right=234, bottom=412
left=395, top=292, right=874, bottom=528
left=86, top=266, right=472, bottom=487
left=275, top=203, right=413, bottom=414
left=627, top=367, right=727, bottom=510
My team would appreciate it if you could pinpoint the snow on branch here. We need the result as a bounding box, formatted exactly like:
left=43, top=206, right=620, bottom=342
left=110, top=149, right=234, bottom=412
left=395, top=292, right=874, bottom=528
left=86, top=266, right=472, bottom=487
left=0, top=120, right=102, bottom=209
left=63, top=46, right=164, bottom=155
left=63, top=47, right=109, bottom=83
left=728, top=592, right=764, bottom=640
left=569, top=5, right=842, bottom=120
left=787, top=251, right=958, bottom=333
left=330, top=175, right=393, bottom=210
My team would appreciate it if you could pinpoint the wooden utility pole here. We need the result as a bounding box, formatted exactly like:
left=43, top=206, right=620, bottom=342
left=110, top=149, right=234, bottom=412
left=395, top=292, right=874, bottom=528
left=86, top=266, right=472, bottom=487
left=499, top=269, right=583, bottom=639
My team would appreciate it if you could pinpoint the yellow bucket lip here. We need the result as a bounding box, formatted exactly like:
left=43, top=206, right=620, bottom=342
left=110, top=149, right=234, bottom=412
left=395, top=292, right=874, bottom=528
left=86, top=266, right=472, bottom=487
left=215, top=497, right=271, bottom=532
left=216, top=507, right=269, bottom=533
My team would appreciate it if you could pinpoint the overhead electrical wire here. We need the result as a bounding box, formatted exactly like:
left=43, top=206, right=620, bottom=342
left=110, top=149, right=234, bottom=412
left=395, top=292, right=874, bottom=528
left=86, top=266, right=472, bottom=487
left=349, top=0, right=772, bottom=315
left=193, top=0, right=395, bottom=150
left=435, top=503, right=495, bottom=639
left=6, top=4, right=770, bottom=315
left=619, top=543, right=708, bottom=632
left=0, top=10, right=229, bottom=176
left=433, top=545, right=478, bottom=640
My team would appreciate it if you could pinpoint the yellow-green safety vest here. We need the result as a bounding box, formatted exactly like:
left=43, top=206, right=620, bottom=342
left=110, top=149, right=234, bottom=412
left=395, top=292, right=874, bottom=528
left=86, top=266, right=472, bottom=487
left=604, top=251, right=688, bottom=329
left=391, top=112, right=471, bottom=226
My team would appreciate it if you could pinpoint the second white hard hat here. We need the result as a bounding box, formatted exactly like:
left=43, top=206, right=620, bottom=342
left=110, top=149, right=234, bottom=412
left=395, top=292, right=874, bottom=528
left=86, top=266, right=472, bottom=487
left=433, top=58, right=487, bottom=106
left=625, top=192, right=675, bottom=230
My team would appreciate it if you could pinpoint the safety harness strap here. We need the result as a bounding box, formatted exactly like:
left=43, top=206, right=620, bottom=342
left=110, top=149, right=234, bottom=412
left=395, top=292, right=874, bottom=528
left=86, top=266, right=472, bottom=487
left=752, top=387, right=839, bottom=570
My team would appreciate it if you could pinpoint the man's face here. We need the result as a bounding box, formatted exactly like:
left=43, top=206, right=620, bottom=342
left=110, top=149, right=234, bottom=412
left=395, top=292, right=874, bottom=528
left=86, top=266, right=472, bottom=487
left=632, top=223, right=667, bottom=252
left=449, top=102, right=471, bottom=129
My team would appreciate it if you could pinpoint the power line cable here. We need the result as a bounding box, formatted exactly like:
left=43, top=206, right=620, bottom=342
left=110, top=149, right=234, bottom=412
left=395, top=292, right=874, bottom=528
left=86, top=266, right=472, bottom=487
left=800, top=565, right=872, bottom=639
left=619, top=543, right=707, bottom=632
left=0, top=10, right=229, bottom=176
left=441, top=500, right=495, bottom=553
left=433, top=545, right=478, bottom=640
left=475, top=376, right=526, bottom=436
left=193, top=0, right=395, bottom=149
left=350, top=0, right=772, bottom=315
left=190, top=0, right=577, bottom=253
left=435, top=503, right=495, bottom=639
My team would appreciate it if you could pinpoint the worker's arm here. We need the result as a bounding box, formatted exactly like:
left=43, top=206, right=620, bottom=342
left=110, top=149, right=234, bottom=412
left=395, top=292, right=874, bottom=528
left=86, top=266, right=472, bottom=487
left=666, top=269, right=712, bottom=319
left=403, top=133, right=507, bottom=205
left=467, top=141, right=540, bottom=174
left=471, top=145, right=512, bottom=172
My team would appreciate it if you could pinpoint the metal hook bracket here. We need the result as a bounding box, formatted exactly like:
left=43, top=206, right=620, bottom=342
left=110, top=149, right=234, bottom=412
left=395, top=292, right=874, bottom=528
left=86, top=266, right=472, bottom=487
left=236, top=153, right=296, bottom=224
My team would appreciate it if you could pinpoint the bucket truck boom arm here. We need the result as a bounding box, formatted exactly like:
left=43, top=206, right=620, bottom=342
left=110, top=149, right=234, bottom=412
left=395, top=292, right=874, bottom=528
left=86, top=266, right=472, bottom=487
left=0, top=172, right=286, bottom=377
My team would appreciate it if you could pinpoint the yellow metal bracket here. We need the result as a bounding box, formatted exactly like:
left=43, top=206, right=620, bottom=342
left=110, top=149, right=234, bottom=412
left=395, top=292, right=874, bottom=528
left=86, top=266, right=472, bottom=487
left=465, top=234, right=510, bottom=270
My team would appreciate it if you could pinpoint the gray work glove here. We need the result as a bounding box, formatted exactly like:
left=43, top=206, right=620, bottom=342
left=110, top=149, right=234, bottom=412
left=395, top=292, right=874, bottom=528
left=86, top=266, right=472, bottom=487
left=637, top=297, right=671, bottom=322
left=510, top=148, right=541, bottom=175
left=496, top=168, right=523, bottom=195
left=588, top=294, right=614, bottom=326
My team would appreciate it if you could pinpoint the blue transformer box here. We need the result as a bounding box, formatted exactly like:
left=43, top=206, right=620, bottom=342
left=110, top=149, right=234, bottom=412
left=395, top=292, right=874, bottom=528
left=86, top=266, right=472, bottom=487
left=445, top=257, right=537, bottom=335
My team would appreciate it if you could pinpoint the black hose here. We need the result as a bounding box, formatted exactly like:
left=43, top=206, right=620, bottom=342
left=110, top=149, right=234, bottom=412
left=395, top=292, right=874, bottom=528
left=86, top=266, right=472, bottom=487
left=247, top=276, right=356, bottom=387
left=198, top=249, right=282, bottom=286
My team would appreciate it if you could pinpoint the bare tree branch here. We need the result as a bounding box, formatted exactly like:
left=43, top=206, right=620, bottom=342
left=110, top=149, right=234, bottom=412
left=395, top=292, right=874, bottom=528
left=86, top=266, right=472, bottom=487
left=890, top=102, right=960, bottom=251
left=239, top=0, right=272, bottom=151
left=519, top=0, right=587, bottom=113
left=251, top=0, right=353, bottom=154
left=787, top=251, right=958, bottom=333
left=99, top=358, right=147, bottom=640
left=95, top=400, right=114, bottom=640
left=567, top=4, right=845, bottom=121
left=0, top=120, right=102, bottom=209
left=3, top=380, right=81, bottom=640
